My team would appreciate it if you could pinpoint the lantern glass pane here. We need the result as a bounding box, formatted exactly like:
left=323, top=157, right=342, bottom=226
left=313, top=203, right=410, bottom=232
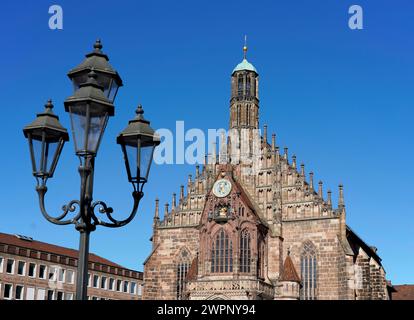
left=69, top=105, right=88, bottom=154
left=139, top=144, right=155, bottom=181
left=125, top=144, right=138, bottom=182
left=124, top=142, right=154, bottom=183
left=69, top=104, right=108, bottom=155
left=31, top=135, right=59, bottom=176
left=72, top=74, right=88, bottom=92
left=32, top=138, right=43, bottom=174
left=107, top=81, right=119, bottom=103
left=88, top=112, right=109, bottom=154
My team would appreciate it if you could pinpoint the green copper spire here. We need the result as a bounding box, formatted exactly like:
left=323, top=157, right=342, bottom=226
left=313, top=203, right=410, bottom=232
left=232, top=36, right=257, bottom=74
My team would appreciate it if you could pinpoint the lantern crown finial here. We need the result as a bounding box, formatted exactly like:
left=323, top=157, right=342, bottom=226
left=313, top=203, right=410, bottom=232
left=136, top=105, right=144, bottom=115
left=94, top=39, right=103, bottom=51
left=45, top=99, right=54, bottom=109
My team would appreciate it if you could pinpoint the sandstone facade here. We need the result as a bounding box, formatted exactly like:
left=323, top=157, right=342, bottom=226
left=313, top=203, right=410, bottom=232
left=143, top=47, right=390, bottom=300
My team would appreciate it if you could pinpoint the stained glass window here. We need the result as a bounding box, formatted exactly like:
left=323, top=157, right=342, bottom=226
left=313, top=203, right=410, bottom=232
left=300, top=241, right=317, bottom=300
left=239, top=230, right=251, bottom=273
left=211, top=229, right=233, bottom=273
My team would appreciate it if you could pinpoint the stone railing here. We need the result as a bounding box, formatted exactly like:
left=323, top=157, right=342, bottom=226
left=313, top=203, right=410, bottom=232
left=186, top=278, right=274, bottom=298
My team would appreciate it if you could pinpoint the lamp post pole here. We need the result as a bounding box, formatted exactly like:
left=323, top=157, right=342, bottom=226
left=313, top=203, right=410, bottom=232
left=23, top=40, right=160, bottom=300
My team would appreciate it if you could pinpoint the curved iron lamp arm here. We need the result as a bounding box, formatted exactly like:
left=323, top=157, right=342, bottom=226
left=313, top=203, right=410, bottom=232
left=36, top=185, right=82, bottom=226
left=90, top=191, right=143, bottom=228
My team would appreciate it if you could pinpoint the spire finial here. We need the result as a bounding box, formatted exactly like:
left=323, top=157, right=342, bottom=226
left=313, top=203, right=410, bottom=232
left=243, top=35, right=248, bottom=59
left=327, top=190, right=332, bottom=207
left=94, top=39, right=103, bottom=51
left=338, top=184, right=345, bottom=208
left=318, top=181, right=323, bottom=198
left=154, top=198, right=159, bottom=219
left=172, top=193, right=176, bottom=209
left=309, top=172, right=314, bottom=189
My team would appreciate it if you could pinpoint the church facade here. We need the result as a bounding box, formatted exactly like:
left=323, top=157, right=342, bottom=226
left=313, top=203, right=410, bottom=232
left=142, top=46, right=391, bottom=300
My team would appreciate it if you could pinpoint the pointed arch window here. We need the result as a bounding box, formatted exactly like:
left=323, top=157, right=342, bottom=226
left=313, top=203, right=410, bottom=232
left=238, top=75, right=243, bottom=96
left=211, top=229, right=233, bottom=273
left=176, top=249, right=190, bottom=300
left=239, top=230, right=251, bottom=273
left=300, top=241, right=317, bottom=300
left=257, top=237, right=265, bottom=279
left=246, top=77, right=251, bottom=96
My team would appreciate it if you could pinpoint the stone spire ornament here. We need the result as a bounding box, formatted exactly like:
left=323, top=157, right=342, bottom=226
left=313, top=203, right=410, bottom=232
left=309, top=172, right=314, bottom=190
left=154, top=198, right=159, bottom=220
left=318, top=181, right=323, bottom=198
left=338, top=184, right=345, bottom=208
left=327, top=190, right=332, bottom=207
left=292, top=155, right=297, bottom=169
left=172, top=193, right=176, bottom=210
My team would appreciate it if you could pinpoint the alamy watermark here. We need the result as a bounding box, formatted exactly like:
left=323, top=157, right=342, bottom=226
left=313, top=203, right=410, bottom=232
left=153, top=121, right=266, bottom=176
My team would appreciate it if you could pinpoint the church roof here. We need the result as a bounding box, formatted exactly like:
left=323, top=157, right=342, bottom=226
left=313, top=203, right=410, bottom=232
left=280, top=254, right=301, bottom=283
left=232, top=58, right=257, bottom=74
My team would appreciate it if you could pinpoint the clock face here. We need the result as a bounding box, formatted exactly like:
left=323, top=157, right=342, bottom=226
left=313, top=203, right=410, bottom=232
left=213, top=179, right=232, bottom=198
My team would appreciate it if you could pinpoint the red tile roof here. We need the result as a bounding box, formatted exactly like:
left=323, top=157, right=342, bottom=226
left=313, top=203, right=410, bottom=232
left=393, top=285, right=414, bottom=300
left=280, top=255, right=301, bottom=282
left=0, top=232, right=138, bottom=273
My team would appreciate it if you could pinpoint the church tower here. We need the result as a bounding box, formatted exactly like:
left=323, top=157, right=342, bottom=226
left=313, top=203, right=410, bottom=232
left=229, top=40, right=259, bottom=130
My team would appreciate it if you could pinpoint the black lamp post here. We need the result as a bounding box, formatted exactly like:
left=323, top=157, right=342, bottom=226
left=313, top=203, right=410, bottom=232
left=22, top=41, right=160, bottom=300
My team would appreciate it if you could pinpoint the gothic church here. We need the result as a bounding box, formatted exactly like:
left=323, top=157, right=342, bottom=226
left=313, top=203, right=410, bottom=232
left=142, top=45, right=391, bottom=300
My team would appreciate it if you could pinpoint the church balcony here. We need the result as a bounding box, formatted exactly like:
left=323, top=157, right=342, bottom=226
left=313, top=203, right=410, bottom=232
left=185, top=278, right=274, bottom=300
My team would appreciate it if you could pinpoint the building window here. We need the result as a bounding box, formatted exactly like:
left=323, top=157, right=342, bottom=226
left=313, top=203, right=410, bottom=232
left=239, top=230, right=251, bottom=273
left=58, top=268, right=65, bottom=282
left=130, top=282, right=136, bottom=295
left=26, top=287, right=35, bottom=300
left=88, top=273, right=91, bottom=287
left=123, top=281, right=129, bottom=293
left=28, top=263, right=36, bottom=277
left=93, top=275, right=99, bottom=288
left=116, top=279, right=122, bottom=292
left=47, top=290, right=54, bottom=300
left=257, top=240, right=265, bottom=279
left=39, top=265, right=46, bottom=279
left=4, top=284, right=13, bottom=299
left=15, top=285, right=24, bottom=300
left=6, top=259, right=14, bottom=274
left=57, top=291, right=64, bottom=300
left=211, top=228, right=233, bottom=273
left=48, top=266, right=57, bottom=281
left=176, top=249, right=190, bottom=300
left=109, top=278, right=115, bottom=291
left=37, top=288, right=46, bottom=300
left=101, top=276, right=107, bottom=289
left=137, top=284, right=143, bottom=296
left=176, top=262, right=189, bottom=300
left=66, top=270, right=75, bottom=284
left=0, top=256, right=3, bottom=273
left=238, top=76, right=243, bottom=96
left=65, top=293, right=74, bottom=300
left=300, top=241, right=318, bottom=300
left=17, top=261, right=26, bottom=276
left=246, top=77, right=251, bottom=96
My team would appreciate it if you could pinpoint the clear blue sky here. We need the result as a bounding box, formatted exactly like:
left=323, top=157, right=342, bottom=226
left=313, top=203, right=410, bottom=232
left=0, top=0, right=413, bottom=284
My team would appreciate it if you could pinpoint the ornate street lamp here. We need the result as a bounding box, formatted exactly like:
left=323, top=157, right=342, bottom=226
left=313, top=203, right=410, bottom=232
left=22, top=40, right=159, bottom=300
left=67, top=39, right=123, bottom=103
left=23, top=100, right=69, bottom=186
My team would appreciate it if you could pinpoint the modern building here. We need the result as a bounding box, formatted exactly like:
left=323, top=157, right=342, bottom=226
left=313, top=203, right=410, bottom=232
left=0, top=232, right=143, bottom=300
left=142, top=45, right=391, bottom=300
